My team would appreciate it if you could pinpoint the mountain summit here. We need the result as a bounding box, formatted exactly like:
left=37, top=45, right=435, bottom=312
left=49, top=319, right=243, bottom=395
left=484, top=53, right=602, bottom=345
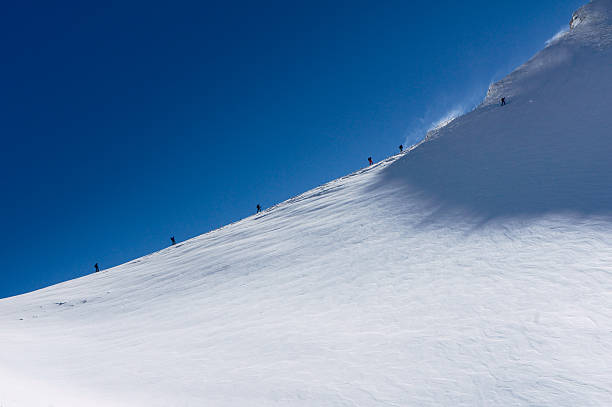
left=2, top=1, right=612, bottom=406
left=388, top=0, right=612, bottom=220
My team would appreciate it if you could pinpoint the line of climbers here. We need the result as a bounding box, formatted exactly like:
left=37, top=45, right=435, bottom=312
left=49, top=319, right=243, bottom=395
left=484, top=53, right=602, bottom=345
left=93, top=97, right=509, bottom=274
left=367, top=142, right=403, bottom=167
left=367, top=96, right=507, bottom=165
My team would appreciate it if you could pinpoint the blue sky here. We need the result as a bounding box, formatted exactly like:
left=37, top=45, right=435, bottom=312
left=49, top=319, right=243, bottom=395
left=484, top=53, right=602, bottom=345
left=0, top=0, right=584, bottom=298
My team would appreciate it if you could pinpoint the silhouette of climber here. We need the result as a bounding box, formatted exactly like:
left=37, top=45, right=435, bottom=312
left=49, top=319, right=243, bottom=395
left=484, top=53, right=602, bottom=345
left=170, top=236, right=176, bottom=245
left=94, top=263, right=99, bottom=272
left=257, top=204, right=262, bottom=213
left=399, top=144, right=403, bottom=152
left=368, top=157, right=373, bottom=166
left=501, top=97, right=506, bottom=106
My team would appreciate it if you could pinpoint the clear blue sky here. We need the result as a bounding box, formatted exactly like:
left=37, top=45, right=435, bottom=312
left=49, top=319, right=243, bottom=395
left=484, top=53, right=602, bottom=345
left=0, top=0, right=584, bottom=298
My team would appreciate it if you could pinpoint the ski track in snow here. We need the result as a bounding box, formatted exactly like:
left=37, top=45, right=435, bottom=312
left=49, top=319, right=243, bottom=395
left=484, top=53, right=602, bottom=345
left=2, top=1, right=612, bottom=406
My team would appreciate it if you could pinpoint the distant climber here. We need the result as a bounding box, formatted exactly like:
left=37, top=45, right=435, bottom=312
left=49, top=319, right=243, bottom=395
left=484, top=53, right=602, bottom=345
left=94, top=263, right=99, bottom=272
left=399, top=144, right=403, bottom=152
left=501, top=97, right=506, bottom=106
left=170, top=236, right=176, bottom=245
left=368, top=157, right=373, bottom=166
left=257, top=204, right=262, bottom=213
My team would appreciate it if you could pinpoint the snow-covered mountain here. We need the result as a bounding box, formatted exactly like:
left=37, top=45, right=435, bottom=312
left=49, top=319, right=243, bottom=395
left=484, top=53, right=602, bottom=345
left=2, top=1, right=612, bottom=406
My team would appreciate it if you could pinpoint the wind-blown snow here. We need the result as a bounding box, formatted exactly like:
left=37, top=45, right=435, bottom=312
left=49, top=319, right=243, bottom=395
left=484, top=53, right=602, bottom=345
left=2, top=1, right=612, bottom=406
left=545, top=27, right=569, bottom=47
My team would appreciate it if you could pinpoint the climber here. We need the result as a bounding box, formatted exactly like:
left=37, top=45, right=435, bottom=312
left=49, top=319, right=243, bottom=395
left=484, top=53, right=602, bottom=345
left=94, top=263, right=99, bottom=272
left=257, top=204, right=262, bottom=213
left=399, top=144, right=403, bottom=152
left=501, top=97, right=506, bottom=106
left=368, top=157, right=373, bottom=166
left=170, top=236, right=176, bottom=245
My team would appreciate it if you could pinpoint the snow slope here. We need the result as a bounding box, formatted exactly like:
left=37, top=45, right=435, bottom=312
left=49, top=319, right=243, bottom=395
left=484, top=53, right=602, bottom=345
left=2, top=1, right=612, bottom=406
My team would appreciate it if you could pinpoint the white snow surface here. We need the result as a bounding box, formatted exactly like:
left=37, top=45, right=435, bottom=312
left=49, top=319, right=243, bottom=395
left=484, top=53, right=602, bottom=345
left=2, top=1, right=612, bottom=406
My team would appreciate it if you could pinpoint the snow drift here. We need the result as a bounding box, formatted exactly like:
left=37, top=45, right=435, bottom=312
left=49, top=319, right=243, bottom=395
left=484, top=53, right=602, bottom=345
left=2, top=1, right=612, bottom=406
